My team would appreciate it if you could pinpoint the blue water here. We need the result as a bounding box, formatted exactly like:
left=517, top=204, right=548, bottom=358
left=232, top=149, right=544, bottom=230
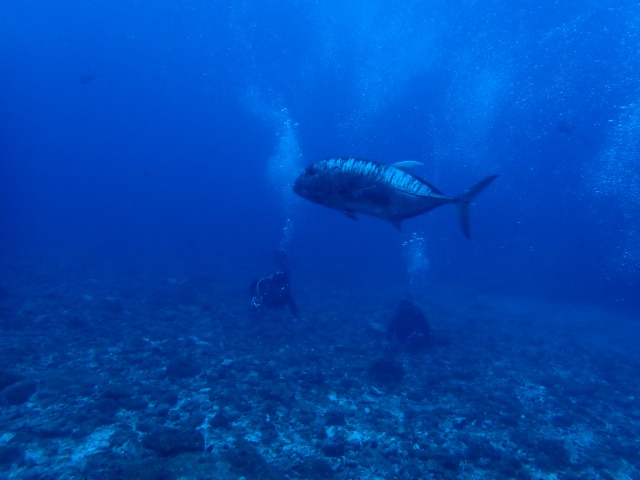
left=1, top=1, right=639, bottom=478
left=3, top=0, right=639, bottom=306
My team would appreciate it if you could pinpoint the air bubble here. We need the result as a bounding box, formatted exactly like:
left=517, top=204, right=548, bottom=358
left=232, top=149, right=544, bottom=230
left=402, top=232, right=430, bottom=295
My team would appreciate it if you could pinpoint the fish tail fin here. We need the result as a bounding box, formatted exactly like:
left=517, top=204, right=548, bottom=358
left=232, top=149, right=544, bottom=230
left=454, top=175, right=499, bottom=238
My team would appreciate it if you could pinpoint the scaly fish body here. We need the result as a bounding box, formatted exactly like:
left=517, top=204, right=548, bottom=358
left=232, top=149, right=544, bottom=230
left=293, top=157, right=497, bottom=238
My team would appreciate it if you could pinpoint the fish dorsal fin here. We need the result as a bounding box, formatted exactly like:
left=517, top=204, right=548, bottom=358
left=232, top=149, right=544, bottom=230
left=420, top=179, right=445, bottom=196
left=391, top=161, right=447, bottom=196
left=392, top=161, right=424, bottom=173
left=407, top=173, right=446, bottom=196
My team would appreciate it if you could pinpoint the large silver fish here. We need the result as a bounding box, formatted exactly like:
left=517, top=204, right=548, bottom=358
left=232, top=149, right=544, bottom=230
left=293, top=157, right=498, bottom=238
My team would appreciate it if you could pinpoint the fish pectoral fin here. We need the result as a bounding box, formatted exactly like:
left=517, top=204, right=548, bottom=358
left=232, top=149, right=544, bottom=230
left=392, top=160, right=424, bottom=172
left=342, top=211, right=358, bottom=220
left=352, top=185, right=376, bottom=198
left=389, top=219, right=403, bottom=231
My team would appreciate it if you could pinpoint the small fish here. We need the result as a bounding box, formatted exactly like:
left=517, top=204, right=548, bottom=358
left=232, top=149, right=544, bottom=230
left=293, top=157, right=497, bottom=238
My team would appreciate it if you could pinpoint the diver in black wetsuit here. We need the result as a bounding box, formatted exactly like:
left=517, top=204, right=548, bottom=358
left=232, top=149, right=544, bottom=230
left=250, top=250, right=299, bottom=319
left=387, top=299, right=432, bottom=351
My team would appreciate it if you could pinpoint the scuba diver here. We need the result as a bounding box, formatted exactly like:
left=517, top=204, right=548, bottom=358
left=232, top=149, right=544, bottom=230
left=250, top=250, right=299, bottom=319
left=386, top=298, right=432, bottom=351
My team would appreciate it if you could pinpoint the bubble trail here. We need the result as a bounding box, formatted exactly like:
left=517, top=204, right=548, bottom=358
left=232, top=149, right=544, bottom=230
left=243, top=88, right=303, bottom=250
left=402, top=232, right=430, bottom=296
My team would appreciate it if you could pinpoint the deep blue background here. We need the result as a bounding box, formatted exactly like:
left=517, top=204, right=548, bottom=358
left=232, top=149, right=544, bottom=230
left=2, top=0, right=639, bottom=308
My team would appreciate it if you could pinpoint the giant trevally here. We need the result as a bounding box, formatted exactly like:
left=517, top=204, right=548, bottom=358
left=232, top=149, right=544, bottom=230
left=293, top=157, right=498, bottom=238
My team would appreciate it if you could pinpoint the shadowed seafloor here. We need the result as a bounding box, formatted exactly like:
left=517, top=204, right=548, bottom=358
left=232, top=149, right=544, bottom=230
left=0, top=261, right=638, bottom=480
left=3, top=1, right=640, bottom=478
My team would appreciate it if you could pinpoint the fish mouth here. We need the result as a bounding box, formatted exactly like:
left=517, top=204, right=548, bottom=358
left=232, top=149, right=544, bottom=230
left=292, top=182, right=305, bottom=196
